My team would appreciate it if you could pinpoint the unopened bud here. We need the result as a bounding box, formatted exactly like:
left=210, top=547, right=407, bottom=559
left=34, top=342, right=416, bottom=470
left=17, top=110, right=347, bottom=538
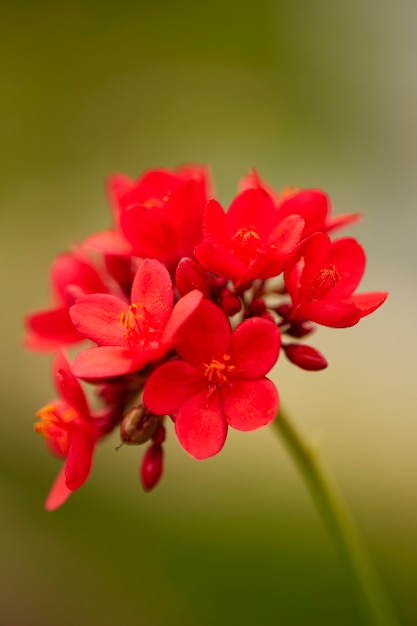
left=220, top=289, right=242, bottom=316
left=118, top=405, right=160, bottom=447
left=140, top=443, right=163, bottom=491
left=176, top=257, right=211, bottom=297
left=284, top=343, right=328, bottom=371
left=152, top=424, right=166, bottom=445
left=286, top=320, right=315, bottom=338
left=250, top=298, right=266, bottom=315
left=275, top=303, right=292, bottom=321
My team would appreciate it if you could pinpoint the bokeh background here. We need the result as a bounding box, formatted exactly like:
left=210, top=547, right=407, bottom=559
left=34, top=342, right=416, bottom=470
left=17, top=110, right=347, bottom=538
left=1, top=1, right=416, bottom=625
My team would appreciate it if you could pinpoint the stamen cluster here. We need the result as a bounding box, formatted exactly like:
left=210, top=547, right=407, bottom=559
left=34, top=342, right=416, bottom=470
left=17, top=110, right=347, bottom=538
left=24, top=164, right=387, bottom=510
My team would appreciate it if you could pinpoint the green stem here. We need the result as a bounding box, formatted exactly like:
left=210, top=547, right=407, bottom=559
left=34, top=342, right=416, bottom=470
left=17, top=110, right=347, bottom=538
left=272, top=407, right=400, bottom=626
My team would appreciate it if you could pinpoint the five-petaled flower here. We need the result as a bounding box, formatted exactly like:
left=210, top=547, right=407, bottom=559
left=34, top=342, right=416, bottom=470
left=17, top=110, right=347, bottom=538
left=70, top=258, right=203, bottom=379
left=24, top=250, right=107, bottom=351
left=195, top=188, right=304, bottom=291
left=284, top=233, right=388, bottom=328
left=34, top=350, right=102, bottom=511
left=143, top=300, right=280, bottom=459
left=85, top=165, right=211, bottom=271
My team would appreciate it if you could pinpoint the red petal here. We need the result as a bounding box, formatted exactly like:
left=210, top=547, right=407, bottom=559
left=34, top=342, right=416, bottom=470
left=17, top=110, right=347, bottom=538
left=226, top=188, right=277, bottom=241
left=162, top=289, right=203, bottom=344
left=298, top=300, right=362, bottom=328
left=106, top=173, right=135, bottom=220
left=175, top=389, right=228, bottom=459
left=70, top=294, right=127, bottom=346
left=84, top=230, right=136, bottom=256
left=277, top=189, right=329, bottom=237
left=130, top=259, right=173, bottom=329
left=144, top=360, right=206, bottom=415
left=121, top=204, right=179, bottom=260
left=238, top=169, right=279, bottom=202
left=175, top=300, right=232, bottom=369
left=229, top=318, right=280, bottom=378
left=325, top=212, right=362, bottom=233
left=53, top=350, right=91, bottom=420
left=25, top=306, right=82, bottom=346
left=346, top=291, right=388, bottom=317
left=45, top=466, right=72, bottom=512
left=285, top=233, right=330, bottom=293
left=222, top=378, right=279, bottom=431
left=195, top=241, right=246, bottom=283
left=203, top=199, right=228, bottom=246
left=71, top=346, right=150, bottom=379
left=328, top=238, right=365, bottom=298
left=65, top=431, right=96, bottom=491
left=50, top=252, right=106, bottom=304
left=238, top=214, right=305, bottom=285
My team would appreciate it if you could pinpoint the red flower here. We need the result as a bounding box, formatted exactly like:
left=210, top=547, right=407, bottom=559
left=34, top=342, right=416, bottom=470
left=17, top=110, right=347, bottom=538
left=143, top=300, right=280, bottom=459
left=34, top=351, right=101, bottom=511
left=85, top=165, right=211, bottom=270
left=70, top=259, right=203, bottom=379
left=239, top=169, right=361, bottom=237
left=195, top=188, right=304, bottom=290
left=24, top=251, right=107, bottom=351
left=284, top=233, right=388, bottom=327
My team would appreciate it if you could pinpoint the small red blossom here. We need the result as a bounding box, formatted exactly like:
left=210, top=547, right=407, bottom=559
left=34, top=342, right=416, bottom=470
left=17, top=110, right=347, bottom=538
left=239, top=169, right=361, bottom=236
left=284, top=233, right=388, bottom=327
left=24, top=251, right=107, bottom=351
left=85, top=165, right=212, bottom=270
left=34, top=350, right=101, bottom=511
left=143, top=300, right=280, bottom=459
left=195, top=188, right=304, bottom=290
left=70, top=259, right=203, bottom=379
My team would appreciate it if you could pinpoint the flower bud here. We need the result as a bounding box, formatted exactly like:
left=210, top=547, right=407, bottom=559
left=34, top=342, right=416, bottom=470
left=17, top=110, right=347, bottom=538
left=219, top=289, right=242, bottom=316
left=284, top=343, right=328, bottom=371
left=152, top=424, right=166, bottom=445
left=176, top=257, right=211, bottom=297
left=119, top=405, right=161, bottom=446
left=250, top=298, right=266, bottom=315
left=140, top=443, right=163, bottom=491
left=286, top=320, right=315, bottom=338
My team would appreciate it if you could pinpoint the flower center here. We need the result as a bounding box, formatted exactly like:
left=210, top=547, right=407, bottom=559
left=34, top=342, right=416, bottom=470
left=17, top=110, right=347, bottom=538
left=120, top=303, right=161, bottom=349
left=203, top=354, right=235, bottom=386
left=230, top=226, right=263, bottom=264
left=34, top=404, right=78, bottom=455
left=311, top=264, right=341, bottom=299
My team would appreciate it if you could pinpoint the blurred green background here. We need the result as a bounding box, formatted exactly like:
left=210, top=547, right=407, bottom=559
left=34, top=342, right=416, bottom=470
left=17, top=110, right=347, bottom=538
left=2, top=1, right=416, bottom=625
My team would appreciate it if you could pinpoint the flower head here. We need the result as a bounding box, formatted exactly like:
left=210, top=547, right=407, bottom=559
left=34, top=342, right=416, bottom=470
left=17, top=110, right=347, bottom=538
left=85, top=165, right=212, bottom=271
left=143, top=300, right=280, bottom=459
left=34, top=350, right=101, bottom=511
left=70, top=259, right=202, bottom=379
left=24, top=251, right=107, bottom=351
left=195, top=189, right=304, bottom=290
left=284, top=233, right=388, bottom=327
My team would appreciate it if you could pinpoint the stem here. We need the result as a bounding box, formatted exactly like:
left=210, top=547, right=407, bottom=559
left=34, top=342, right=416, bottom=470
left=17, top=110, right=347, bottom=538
left=272, top=407, right=400, bottom=626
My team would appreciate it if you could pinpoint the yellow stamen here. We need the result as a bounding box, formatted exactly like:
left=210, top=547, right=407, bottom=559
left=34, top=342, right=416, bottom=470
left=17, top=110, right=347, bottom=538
left=203, top=354, right=235, bottom=386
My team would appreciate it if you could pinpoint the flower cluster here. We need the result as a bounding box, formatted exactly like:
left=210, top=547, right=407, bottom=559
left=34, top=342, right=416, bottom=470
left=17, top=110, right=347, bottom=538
left=25, top=164, right=387, bottom=510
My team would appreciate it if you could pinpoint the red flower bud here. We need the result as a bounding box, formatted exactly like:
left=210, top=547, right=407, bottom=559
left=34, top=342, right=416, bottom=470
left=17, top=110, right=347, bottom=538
left=250, top=298, right=267, bottom=315
left=219, top=289, right=242, bottom=316
left=176, top=257, right=211, bottom=297
left=284, top=343, right=328, bottom=371
left=286, top=320, right=315, bottom=338
left=140, top=443, right=164, bottom=491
